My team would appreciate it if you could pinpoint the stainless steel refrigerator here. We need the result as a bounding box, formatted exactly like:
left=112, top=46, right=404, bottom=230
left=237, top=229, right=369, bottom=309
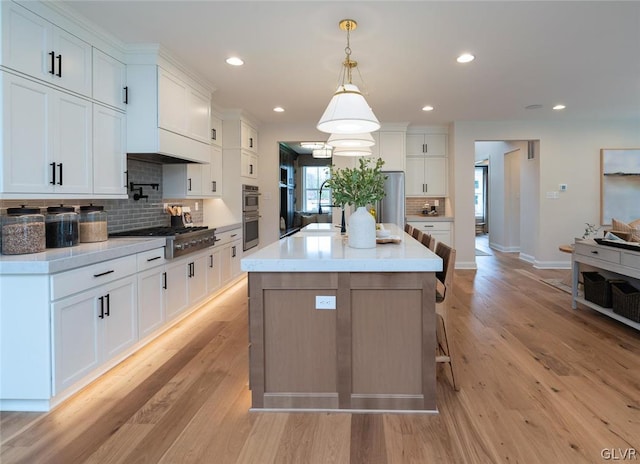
left=375, top=171, right=405, bottom=229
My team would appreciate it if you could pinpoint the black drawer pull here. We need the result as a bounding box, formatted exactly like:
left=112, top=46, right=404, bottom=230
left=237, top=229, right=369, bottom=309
left=162, top=271, right=167, bottom=289
left=49, top=51, right=55, bottom=75
left=98, top=296, right=105, bottom=319
left=147, top=256, right=162, bottom=262
left=93, top=270, right=115, bottom=278
left=105, top=294, right=110, bottom=317
left=591, top=250, right=599, bottom=254
left=230, top=233, right=238, bottom=238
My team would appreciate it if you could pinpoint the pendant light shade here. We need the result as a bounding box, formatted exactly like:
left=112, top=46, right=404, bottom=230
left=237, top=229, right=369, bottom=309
left=317, top=84, right=380, bottom=134
left=312, top=147, right=333, bottom=158
left=332, top=146, right=373, bottom=157
left=327, top=131, right=375, bottom=149
left=317, top=19, right=380, bottom=134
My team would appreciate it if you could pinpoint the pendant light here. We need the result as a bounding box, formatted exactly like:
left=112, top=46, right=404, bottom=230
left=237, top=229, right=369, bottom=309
left=332, top=146, right=373, bottom=157
left=327, top=132, right=375, bottom=149
left=312, top=147, right=333, bottom=158
left=317, top=19, right=380, bottom=134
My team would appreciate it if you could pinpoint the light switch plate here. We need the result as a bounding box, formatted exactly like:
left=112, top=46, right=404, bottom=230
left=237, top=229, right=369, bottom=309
left=316, top=296, right=336, bottom=310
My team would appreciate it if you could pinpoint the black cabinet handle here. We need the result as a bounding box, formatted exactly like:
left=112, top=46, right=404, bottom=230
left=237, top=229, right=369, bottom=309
left=162, top=271, right=167, bottom=289
left=212, top=181, right=216, bottom=192
left=124, top=170, right=128, bottom=189
left=93, top=270, right=115, bottom=278
left=232, top=245, right=237, bottom=258
left=105, top=294, right=110, bottom=317
left=211, top=128, right=216, bottom=140
left=49, top=51, right=55, bottom=75
left=147, top=256, right=162, bottom=262
left=230, top=233, right=238, bottom=238
left=249, top=164, right=253, bottom=175
left=188, top=262, right=194, bottom=277
left=425, top=143, right=428, bottom=153
left=209, top=254, right=214, bottom=268
left=123, top=86, right=129, bottom=104
left=249, top=137, right=253, bottom=148
left=50, top=162, right=56, bottom=185
left=98, top=296, right=105, bottom=319
left=591, top=250, right=599, bottom=254
left=188, top=178, right=192, bottom=191
left=57, top=163, right=63, bottom=185
left=424, top=183, right=427, bottom=193
left=56, top=54, right=62, bottom=77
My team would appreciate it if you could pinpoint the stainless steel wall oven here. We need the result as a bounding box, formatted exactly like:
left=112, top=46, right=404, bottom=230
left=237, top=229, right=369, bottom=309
left=242, top=184, right=260, bottom=251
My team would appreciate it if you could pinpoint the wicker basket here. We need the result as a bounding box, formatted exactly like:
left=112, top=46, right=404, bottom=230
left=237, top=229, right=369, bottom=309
left=582, top=272, right=615, bottom=308
left=611, top=281, right=640, bottom=322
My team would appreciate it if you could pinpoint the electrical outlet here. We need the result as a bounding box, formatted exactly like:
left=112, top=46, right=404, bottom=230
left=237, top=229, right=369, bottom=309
left=163, top=203, right=168, bottom=210
left=434, top=199, right=440, bottom=206
left=195, top=202, right=199, bottom=211
left=315, top=296, right=336, bottom=310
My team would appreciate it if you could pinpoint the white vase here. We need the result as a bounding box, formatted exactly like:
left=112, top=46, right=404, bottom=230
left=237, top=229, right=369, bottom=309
left=348, top=206, right=376, bottom=248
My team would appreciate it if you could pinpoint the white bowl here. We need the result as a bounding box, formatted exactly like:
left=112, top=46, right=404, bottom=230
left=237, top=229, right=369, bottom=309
left=376, top=229, right=391, bottom=238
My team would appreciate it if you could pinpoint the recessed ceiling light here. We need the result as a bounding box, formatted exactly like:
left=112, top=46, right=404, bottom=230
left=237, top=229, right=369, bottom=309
left=422, top=105, right=434, bottom=112
left=456, top=53, right=475, bottom=63
left=273, top=107, right=285, bottom=112
left=553, top=104, right=566, bottom=110
left=225, top=57, right=244, bottom=66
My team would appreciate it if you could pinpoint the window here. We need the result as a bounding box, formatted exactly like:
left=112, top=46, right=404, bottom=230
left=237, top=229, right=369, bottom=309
left=303, top=166, right=330, bottom=212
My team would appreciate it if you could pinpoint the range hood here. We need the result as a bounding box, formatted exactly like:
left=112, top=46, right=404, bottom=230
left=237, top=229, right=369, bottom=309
left=126, top=129, right=210, bottom=164
left=127, top=152, right=198, bottom=164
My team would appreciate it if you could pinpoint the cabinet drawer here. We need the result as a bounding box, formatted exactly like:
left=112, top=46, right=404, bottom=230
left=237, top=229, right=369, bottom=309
left=51, top=255, right=137, bottom=301
left=621, top=251, right=640, bottom=271
left=408, top=221, right=451, bottom=232
left=216, top=228, right=241, bottom=246
left=574, top=242, right=621, bottom=264
left=137, top=248, right=166, bottom=271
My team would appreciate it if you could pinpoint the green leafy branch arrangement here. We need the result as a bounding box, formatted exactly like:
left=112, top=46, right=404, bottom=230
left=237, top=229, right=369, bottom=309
left=325, top=157, right=386, bottom=208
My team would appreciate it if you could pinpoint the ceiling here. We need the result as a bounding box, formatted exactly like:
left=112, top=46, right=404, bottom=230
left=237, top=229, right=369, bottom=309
left=62, top=1, right=640, bottom=129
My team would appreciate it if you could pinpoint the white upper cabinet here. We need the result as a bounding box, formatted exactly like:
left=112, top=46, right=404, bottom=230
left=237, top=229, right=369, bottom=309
left=375, top=131, right=406, bottom=171
left=210, top=112, right=223, bottom=147
left=92, top=48, right=127, bottom=111
left=240, top=121, right=258, bottom=153
left=1, top=1, right=92, bottom=97
left=126, top=64, right=211, bottom=163
left=1, top=72, right=92, bottom=195
left=406, top=133, right=447, bottom=157
left=93, top=104, right=126, bottom=196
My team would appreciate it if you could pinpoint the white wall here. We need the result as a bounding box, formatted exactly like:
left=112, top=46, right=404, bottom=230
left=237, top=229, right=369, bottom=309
left=452, top=120, right=640, bottom=269
left=520, top=141, right=540, bottom=263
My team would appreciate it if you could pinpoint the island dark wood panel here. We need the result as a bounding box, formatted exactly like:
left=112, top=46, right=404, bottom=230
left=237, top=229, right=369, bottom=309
left=248, top=271, right=437, bottom=412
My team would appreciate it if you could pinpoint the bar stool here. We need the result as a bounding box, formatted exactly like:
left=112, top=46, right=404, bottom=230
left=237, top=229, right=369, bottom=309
left=434, top=242, right=459, bottom=391
left=420, top=232, right=436, bottom=251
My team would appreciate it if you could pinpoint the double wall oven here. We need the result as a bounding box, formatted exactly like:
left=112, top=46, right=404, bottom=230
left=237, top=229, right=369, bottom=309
left=242, top=184, right=260, bottom=251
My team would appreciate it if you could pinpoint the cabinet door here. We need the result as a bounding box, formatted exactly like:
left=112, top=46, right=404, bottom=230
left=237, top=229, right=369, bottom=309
left=165, top=259, right=189, bottom=320
left=93, top=104, right=126, bottom=195
left=92, top=48, right=126, bottom=110
left=424, top=157, right=447, bottom=196
left=424, top=134, right=447, bottom=157
left=406, top=133, right=425, bottom=156
left=241, top=121, right=258, bottom=153
left=378, top=131, right=405, bottom=171
left=54, top=91, right=93, bottom=194
left=51, top=26, right=92, bottom=97
left=230, top=241, right=242, bottom=278
left=53, top=290, right=101, bottom=394
left=187, top=87, right=211, bottom=144
left=1, top=2, right=53, bottom=80
left=188, top=253, right=208, bottom=305
left=241, top=150, right=258, bottom=178
left=405, top=156, right=425, bottom=196
left=1, top=72, right=53, bottom=193
left=206, top=249, right=221, bottom=293
left=102, top=277, right=137, bottom=361
left=207, top=145, right=223, bottom=196
left=158, top=67, right=188, bottom=135
left=220, top=244, right=232, bottom=285
left=138, top=267, right=166, bottom=339
left=210, top=113, right=223, bottom=147
left=186, top=163, right=203, bottom=196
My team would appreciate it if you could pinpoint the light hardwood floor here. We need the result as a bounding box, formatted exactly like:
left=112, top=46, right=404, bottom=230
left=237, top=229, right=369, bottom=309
left=1, top=245, right=639, bottom=464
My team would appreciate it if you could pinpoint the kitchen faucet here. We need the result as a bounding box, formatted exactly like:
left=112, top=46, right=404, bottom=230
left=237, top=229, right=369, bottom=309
left=318, top=179, right=329, bottom=215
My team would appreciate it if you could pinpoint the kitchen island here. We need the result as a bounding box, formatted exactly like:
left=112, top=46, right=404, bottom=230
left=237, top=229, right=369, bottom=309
left=241, top=224, right=442, bottom=412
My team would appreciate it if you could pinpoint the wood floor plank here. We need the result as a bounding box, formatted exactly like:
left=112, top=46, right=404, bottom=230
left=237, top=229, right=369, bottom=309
left=2, top=244, right=639, bottom=464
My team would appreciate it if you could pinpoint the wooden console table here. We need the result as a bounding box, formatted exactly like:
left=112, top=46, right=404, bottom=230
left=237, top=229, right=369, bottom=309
left=572, top=239, right=640, bottom=330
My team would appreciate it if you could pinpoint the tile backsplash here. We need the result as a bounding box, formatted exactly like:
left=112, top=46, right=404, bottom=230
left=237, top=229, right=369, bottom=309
left=405, top=197, right=446, bottom=216
left=0, top=160, right=204, bottom=233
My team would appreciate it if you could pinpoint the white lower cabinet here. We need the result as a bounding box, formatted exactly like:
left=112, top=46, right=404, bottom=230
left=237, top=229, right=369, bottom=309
left=187, top=253, right=208, bottom=305
left=206, top=248, right=222, bottom=294
left=53, top=275, right=136, bottom=394
left=137, top=266, right=166, bottom=339
left=165, top=258, right=189, bottom=320
left=407, top=221, right=453, bottom=247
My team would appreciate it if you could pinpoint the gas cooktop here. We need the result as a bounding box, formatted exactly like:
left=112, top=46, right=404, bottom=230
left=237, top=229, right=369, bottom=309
left=110, top=226, right=216, bottom=259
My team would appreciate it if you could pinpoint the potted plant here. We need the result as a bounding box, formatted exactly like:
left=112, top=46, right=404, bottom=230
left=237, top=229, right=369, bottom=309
left=326, top=157, right=386, bottom=248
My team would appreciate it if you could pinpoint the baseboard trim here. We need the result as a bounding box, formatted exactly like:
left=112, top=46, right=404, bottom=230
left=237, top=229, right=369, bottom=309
left=519, top=253, right=535, bottom=264
left=456, top=261, right=477, bottom=270
left=489, top=242, right=520, bottom=253
left=533, top=260, right=571, bottom=269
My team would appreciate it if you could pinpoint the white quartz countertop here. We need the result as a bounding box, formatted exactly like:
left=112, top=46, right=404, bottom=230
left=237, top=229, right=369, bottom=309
left=0, top=237, right=167, bottom=274
left=406, top=215, right=454, bottom=222
left=241, top=223, right=442, bottom=273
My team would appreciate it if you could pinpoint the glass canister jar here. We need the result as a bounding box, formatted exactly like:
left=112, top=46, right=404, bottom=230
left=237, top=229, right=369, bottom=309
left=79, top=204, right=108, bottom=243
left=45, top=205, right=79, bottom=248
left=1, top=206, right=46, bottom=255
